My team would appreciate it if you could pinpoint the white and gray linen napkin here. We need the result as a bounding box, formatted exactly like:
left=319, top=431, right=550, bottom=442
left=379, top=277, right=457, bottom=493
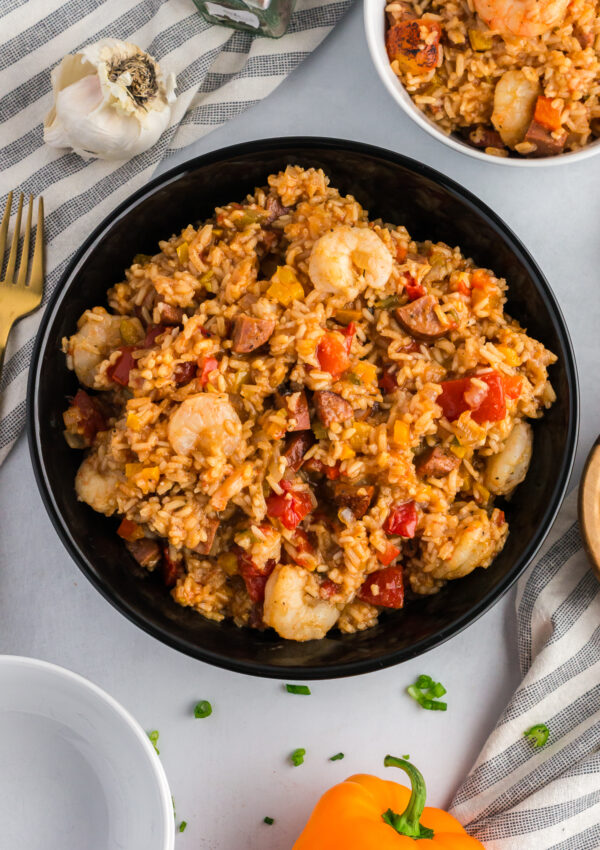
left=451, top=487, right=600, bottom=850
left=0, top=0, right=351, bottom=466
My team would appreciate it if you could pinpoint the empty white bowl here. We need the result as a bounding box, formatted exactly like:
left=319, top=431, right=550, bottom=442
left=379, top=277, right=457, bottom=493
left=0, top=656, right=174, bottom=850
left=364, top=0, right=600, bottom=166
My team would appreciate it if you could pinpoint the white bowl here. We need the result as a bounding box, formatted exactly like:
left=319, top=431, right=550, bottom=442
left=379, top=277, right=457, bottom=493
left=364, top=0, right=600, bottom=166
left=0, top=656, right=174, bottom=850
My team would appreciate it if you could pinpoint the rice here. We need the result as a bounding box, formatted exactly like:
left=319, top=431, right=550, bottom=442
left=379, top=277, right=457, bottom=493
left=385, top=0, right=600, bottom=157
left=62, top=166, right=556, bottom=642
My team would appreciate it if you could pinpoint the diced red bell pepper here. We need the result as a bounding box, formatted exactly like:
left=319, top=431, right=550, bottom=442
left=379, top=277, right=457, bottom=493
left=319, top=578, right=341, bottom=599
left=383, top=501, right=418, bottom=538
left=470, top=270, right=493, bottom=290
left=358, top=566, right=405, bottom=609
left=107, top=347, right=135, bottom=387
left=144, top=324, right=167, bottom=348
left=317, top=332, right=351, bottom=378
left=503, top=375, right=522, bottom=400
left=403, top=274, right=426, bottom=301
left=117, top=517, right=144, bottom=542
left=198, top=356, right=218, bottom=386
left=437, top=371, right=509, bottom=424
left=72, top=389, right=106, bottom=441
left=161, top=544, right=180, bottom=588
left=396, top=243, right=408, bottom=262
left=343, top=321, right=356, bottom=349
left=377, top=541, right=401, bottom=566
left=379, top=368, right=397, bottom=394
left=238, top=553, right=276, bottom=603
left=266, top=486, right=314, bottom=530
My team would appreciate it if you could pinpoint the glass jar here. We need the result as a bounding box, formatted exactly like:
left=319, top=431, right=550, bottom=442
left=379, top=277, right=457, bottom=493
left=193, top=0, right=297, bottom=38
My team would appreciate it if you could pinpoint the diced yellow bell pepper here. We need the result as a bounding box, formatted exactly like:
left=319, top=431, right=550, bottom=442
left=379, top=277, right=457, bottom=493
left=126, top=413, right=142, bottom=432
left=496, top=345, right=520, bottom=367
left=349, top=421, right=371, bottom=451
left=218, top=552, right=238, bottom=576
left=351, top=361, right=377, bottom=385
left=339, top=445, right=355, bottom=460
left=125, top=463, right=142, bottom=478
left=475, top=482, right=490, bottom=502
left=267, top=266, right=305, bottom=306
left=393, top=420, right=410, bottom=444
left=177, top=242, right=189, bottom=264
left=199, top=270, right=215, bottom=292
left=468, top=29, right=493, bottom=50
left=334, top=309, right=363, bottom=325
left=450, top=442, right=467, bottom=459
left=140, top=466, right=160, bottom=482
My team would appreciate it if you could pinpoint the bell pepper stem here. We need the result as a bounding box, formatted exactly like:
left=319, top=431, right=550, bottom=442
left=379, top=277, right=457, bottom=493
left=383, top=755, right=434, bottom=839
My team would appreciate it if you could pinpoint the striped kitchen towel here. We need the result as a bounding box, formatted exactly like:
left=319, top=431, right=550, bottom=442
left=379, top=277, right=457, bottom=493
left=0, top=0, right=351, bottom=466
left=451, top=487, right=600, bottom=850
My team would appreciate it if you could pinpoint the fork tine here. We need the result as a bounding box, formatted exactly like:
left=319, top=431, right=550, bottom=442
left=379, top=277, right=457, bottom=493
left=0, top=191, right=13, bottom=274
left=29, top=196, right=45, bottom=296
left=16, top=195, right=33, bottom=288
left=4, top=193, right=23, bottom=285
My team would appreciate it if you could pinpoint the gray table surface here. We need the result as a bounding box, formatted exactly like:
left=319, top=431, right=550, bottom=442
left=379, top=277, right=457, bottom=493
left=1, top=2, right=598, bottom=847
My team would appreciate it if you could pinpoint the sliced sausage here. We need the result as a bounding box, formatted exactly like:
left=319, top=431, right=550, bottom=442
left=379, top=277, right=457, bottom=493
left=467, top=126, right=506, bottom=151
left=193, top=518, right=220, bottom=555
left=313, top=391, right=353, bottom=427
left=126, top=538, right=161, bottom=568
left=395, top=295, right=448, bottom=341
left=415, top=446, right=460, bottom=478
left=331, top=481, right=375, bottom=519
left=231, top=315, right=276, bottom=353
left=157, top=302, right=184, bottom=325
left=275, top=389, right=310, bottom=431
left=524, top=120, right=567, bottom=156
left=283, top=431, right=314, bottom=472
left=173, top=361, right=197, bottom=386
left=265, top=196, right=290, bottom=224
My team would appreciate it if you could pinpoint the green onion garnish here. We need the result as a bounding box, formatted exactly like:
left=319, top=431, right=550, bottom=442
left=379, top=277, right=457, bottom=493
left=291, top=748, right=306, bottom=766
left=330, top=752, right=345, bottom=761
left=179, top=821, right=187, bottom=833
left=263, top=816, right=274, bottom=825
left=148, top=730, right=160, bottom=754
left=194, top=700, right=212, bottom=718
left=286, top=684, right=311, bottom=695
left=407, top=676, right=448, bottom=711
left=524, top=723, right=549, bottom=748
left=376, top=295, right=401, bottom=310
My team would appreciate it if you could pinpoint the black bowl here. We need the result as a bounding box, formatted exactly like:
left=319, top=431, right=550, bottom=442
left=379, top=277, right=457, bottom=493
left=28, top=138, right=578, bottom=679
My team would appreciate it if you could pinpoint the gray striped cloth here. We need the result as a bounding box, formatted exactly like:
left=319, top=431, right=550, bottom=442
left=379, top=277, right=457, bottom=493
left=0, top=0, right=351, bottom=466
left=451, top=487, right=600, bottom=849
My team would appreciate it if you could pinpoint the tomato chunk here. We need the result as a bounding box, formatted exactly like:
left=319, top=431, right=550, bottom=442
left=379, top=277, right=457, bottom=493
left=317, top=332, right=351, bottom=377
left=266, top=487, right=314, bottom=530
left=383, top=501, right=418, bottom=538
left=437, top=371, right=509, bottom=424
left=377, top=541, right=401, bottom=566
left=71, top=389, right=106, bottom=441
left=379, top=368, right=397, bottom=394
left=358, top=567, right=404, bottom=609
left=117, top=517, right=144, bottom=542
left=403, top=274, right=426, bottom=301
left=198, top=356, right=218, bottom=386
left=107, top=347, right=135, bottom=387
left=238, top=553, right=276, bottom=602
left=319, top=578, right=341, bottom=599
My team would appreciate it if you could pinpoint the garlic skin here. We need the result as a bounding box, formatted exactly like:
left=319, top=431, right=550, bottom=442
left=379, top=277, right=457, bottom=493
left=44, top=39, right=176, bottom=161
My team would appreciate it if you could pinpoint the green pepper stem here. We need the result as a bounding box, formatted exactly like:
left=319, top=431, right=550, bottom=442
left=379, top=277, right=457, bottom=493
left=383, top=755, right=433, bottom=839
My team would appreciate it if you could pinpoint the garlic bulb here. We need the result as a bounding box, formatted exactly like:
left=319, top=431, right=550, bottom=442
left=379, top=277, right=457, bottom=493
left=44, top=39, right=176, bottom=161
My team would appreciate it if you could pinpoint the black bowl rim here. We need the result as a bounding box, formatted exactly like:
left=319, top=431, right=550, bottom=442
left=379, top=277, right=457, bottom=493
left=27, top=136, right=579, bottom=679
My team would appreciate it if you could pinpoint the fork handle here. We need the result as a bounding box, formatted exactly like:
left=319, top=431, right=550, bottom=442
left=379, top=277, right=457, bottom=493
left=0, top=313, right=15, bottom=380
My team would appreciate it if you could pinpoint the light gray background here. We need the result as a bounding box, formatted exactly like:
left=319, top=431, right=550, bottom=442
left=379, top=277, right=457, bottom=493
left=1, top=2, right=598, bottom=847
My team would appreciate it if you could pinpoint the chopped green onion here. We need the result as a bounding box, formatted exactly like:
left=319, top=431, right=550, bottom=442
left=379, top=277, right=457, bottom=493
left=330, top=752, right=345, bottom=761
left=415, top=674, right=434, bottom=690
left=263, top=816, right=274, bottom=825
left=194, top=700, right=212, bottom=718
left=376, top=295, right=401, bottom=310
left=524, top=723, right=549, bottom=748
left=286, top=684, right=311, bottom=695
left=291, top=748, right=306, bottom=767
left=402, top=754, right=410, bottom=760
left=179, top=821, right=187, bottom=833
left=346, top=372, right=361, bottom=385
left=407, top=675, right=448, bottom=711
left=312, top=422, right=328, bottom=440
left=148, top=730, right=160, bottom=754
left=429, top=682, right=447, bottom=698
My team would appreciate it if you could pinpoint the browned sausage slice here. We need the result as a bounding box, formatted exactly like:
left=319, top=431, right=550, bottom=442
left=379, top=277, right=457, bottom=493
left=283, top=432, right=314, bottom=472
left=157, top=302, right=184, bottom=325
left=395, top=295, right=448, bottom=341
left=126, top=538, right=161, bottom=568
left=193, top=518, right=220, bottom=555
left=313, top=391, right=353, bottom=427
left=415, top=446, right=460, bottom=478
left=524, top=120, right=567, bottom=157
left=275, top=389, right=310, bottom=431
left=231, top=315, right=276, bottom=353
left=331, top=481, right=375, bottom=519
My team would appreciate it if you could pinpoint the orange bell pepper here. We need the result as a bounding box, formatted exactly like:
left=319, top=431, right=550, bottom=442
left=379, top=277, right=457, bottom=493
left=293, top=756, right=484, bottom=849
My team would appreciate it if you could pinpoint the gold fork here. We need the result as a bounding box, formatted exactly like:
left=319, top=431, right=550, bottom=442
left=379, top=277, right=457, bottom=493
left=0, top=191, right=45, bottom=377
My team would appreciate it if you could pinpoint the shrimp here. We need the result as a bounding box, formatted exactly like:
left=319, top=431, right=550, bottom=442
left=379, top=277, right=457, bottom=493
left=491, top=70, right=541, bottom=148
left=308, top=226, right=393, bottom=300
left=75, top=454, right=121, bottom=516
left=263, top=563, right=340, bottom=641
left=439, top=511, right=504, bottom=580
left=473, top=0, right=569, bottom=37
left=65, top=307, right=122, bottom=387
left=485, top=420, right=533, bottom=496
left=167, top=393, right=242, bottom=457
